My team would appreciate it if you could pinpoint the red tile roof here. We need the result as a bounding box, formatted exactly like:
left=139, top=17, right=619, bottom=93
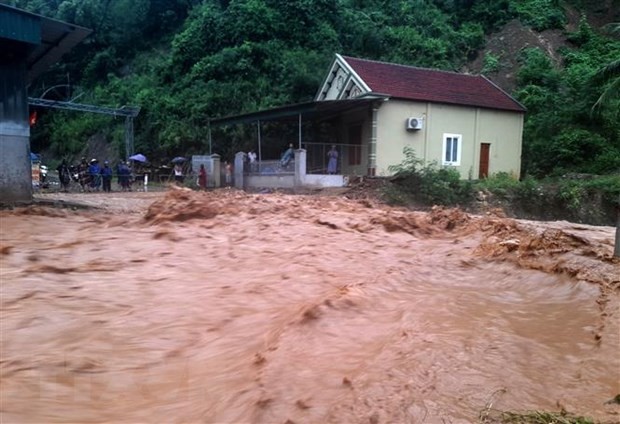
left=343, top=56, right=526, bottom=112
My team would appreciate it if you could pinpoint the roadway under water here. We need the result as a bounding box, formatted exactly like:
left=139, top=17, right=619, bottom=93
left=1, top=189, right=619, bottom=423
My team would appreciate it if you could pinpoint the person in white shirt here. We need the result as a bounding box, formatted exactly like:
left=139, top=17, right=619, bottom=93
left=248, top=150, right=257, bottom=172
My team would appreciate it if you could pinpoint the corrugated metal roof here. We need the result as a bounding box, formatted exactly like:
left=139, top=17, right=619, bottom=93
left=0, top=4, right=92, bottom=83
left=211, top=98, right=385, bottom=126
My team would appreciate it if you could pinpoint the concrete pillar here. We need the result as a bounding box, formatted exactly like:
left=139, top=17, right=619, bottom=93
left=234, top=151, right=245, bottom=189
left=367, top=103, right=379, bottom=177
left=211, top=154, right=221, bottom=187
left=0, top=62, right=32, bottom=203
left=294, top=149, right=306, bottom=187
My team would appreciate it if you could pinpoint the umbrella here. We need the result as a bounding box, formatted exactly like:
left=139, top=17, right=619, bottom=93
left=171, top=156, right=186, bottom=164
left=129, top=153, right=147, bottom=163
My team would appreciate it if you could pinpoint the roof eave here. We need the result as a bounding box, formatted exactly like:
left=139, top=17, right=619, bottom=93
left=481, top=75, right=527, bottom=112
left=388, top=95, right=526, bottom=113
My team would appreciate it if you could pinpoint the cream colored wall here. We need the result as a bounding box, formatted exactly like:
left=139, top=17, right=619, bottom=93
left=476, top=109, right=523, bottom=178
left=375, top=99, right=523, bottom=179
left=374, top=99, right=428, bottom=176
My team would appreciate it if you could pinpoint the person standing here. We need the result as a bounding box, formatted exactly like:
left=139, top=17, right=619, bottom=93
left=281, top=143, right=294, bottom=168
left=224, top=161, right=232, bottom=186
left=248, top=149, right=257, bottom=173
left=198, top=164, right=207, bottom=190
left=327, top=145, right=339, bottom=174
left=173, top=164, right=184, bottom=185
left=101, top=161, right=113, bottom=192
left=77, top=157, right=90, bottom=191
left=56, top=160, right=71, bottom=192
left=88, top=159, right=101, bottom=191
left=118, top=161, right=131, bottom=191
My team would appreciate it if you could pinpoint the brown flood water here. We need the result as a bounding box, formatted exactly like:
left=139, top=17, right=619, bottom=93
left=1, top=189, right=619, bottom=423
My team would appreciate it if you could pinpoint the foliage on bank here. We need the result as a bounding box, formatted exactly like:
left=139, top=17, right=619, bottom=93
left=483, top=409, right=596, bottom=424
left=386, top=147, right=620, bottom=226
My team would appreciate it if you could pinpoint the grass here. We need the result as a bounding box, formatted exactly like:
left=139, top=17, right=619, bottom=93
left=485, top=410, right=596, bottom=424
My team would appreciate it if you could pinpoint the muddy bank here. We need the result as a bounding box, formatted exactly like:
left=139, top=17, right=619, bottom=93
left=1, top=189, right=618, bottom=423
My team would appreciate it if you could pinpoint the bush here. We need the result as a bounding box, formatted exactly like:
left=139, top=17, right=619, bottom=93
left=387, top=147, right=474, bottom=206
left=515, top=0, right=566, bottom=31
left=474, top=173, right=619, bottom=224
left=482, top=52, right=501, bottom=73
left=477, top=172, right=520, bottom=198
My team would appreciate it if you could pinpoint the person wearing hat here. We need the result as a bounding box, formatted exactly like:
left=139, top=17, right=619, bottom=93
left=101, top=160, right=113, bottom=193
left=88, top=158, right=101, bottom=191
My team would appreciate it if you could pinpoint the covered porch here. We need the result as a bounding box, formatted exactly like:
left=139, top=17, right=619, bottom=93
left=210, top=96, right=387, bottom=189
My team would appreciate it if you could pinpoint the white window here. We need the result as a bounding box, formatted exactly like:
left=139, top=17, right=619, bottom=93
left=442, top=133, right=462, bottom=166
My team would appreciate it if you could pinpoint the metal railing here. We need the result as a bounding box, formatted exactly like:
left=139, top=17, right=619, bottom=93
left=303, top=142, right=363, bottom=174
left=244, top=159, right=295, bottom=175
left=242, top=143, right=363, bottom=175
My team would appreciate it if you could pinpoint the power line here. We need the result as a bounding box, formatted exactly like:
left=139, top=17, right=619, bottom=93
left=28, top=97, right=140, bottom=158
left=28, top=97, right=140, bottom=117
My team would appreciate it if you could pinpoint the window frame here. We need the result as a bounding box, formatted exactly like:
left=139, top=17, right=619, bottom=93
left=442, top=133, right=462, bottom=166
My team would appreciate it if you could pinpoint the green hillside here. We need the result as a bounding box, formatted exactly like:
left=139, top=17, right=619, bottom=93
left=11, top=0, right=620, bottom=177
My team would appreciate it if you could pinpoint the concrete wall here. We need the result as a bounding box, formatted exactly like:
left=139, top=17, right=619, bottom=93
left=375, top=99, right=524, bottom=178
left=246, top=174, right=295, bottom=189
left=0, top=62, right=32, bottom=202
left=303, top=174, right=347, bottom=187
left=237, top=150, right=346, bottom=190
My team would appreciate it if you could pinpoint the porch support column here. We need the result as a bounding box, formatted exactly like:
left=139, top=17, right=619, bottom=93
left=367, top=103, right=379, bottom=176
left=257, top=120, right=262, bottom=165
left=234, top=151, right=245, bottom=189
left=207, top=119, right=212, bottom=155
left=298, top=113, right=302, bottom=149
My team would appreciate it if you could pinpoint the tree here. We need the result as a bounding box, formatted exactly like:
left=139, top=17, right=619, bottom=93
left=592, top=30, right=620, bottom=112
left=590, top=23, right=620, bottom=257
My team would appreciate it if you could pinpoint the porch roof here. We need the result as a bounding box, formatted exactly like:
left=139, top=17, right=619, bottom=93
left=210, top=97, right=386, bottom=126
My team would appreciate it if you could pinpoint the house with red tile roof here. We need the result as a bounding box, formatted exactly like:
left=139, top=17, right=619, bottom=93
left=315, top=54, right=526, bottom=178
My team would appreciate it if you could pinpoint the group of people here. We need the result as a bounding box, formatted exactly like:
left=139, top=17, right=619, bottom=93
left=57, top=157, right=134, bottom=193
left=53, top=145, right=339, bottom=193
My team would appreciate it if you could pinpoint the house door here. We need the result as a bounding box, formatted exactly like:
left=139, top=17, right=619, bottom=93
left=479, top=143, right=490, bottom=178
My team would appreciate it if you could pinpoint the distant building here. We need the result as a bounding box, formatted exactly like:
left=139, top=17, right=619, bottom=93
left=213, top=54, right=526, bottom=182
left=315, top=54, right=526, bottom=178
left=0, top=4, right=90, bottom=202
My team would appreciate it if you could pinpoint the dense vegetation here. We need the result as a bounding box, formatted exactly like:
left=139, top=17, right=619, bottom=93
left=10, top=0, right=620, bottom=178
left=386, top=147, right=619, bottom=225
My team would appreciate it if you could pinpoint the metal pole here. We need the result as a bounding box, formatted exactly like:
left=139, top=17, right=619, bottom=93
left=208, top=119, right=212, bottom=155
left=257, top=120, right=262, bottom=169
left=368, top=103, right=379, bottom=176
left=124, top=116, right=134, bottom=160
left=298, top=113, right=302, bottom=149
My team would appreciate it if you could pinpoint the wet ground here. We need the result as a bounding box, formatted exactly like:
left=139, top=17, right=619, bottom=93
left=1, top=188, right=619, bottom=423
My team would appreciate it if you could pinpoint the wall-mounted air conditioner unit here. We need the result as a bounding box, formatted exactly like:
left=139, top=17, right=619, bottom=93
left=406, top=117, right=423, bottom=130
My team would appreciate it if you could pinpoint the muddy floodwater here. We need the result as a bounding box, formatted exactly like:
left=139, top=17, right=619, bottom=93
left=1, top=189, right=619, bottom=423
